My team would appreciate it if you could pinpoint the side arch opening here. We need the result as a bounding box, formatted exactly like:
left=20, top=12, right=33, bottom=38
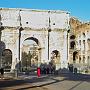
left=2, top=49, right=12, bottom=72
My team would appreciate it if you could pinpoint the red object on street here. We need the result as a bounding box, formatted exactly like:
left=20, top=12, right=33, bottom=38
left=37, top=67, right=41, bottom=77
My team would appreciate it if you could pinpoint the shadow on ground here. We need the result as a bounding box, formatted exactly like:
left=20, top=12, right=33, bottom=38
left=0, top=69, right=90, bottom=90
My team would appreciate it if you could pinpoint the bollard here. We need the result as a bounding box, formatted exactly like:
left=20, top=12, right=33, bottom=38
left=37, top=67, right=41, bottom=77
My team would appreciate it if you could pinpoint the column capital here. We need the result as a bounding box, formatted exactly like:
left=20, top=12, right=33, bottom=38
left=19, top=27, right=24, bottom=31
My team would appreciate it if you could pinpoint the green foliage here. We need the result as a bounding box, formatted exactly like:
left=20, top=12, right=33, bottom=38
left=21, top=51, right=32, bottom=67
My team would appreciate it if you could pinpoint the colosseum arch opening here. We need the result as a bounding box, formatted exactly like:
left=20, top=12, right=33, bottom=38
left=73, top=51, right=78, bottom=63
left=70, top=41, right=75, bottom=49
left=51, top=50, right=60, bottom=70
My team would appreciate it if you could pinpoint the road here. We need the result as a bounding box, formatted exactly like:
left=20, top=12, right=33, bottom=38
left=0, top=73, right=90, bottom=90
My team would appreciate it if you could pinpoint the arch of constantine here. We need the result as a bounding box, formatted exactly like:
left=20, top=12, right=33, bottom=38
left=0, top=8, right=70, bottom=71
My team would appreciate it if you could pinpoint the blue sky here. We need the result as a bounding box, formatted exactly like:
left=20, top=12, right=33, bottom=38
left=0, top=0, right=90, bottom=22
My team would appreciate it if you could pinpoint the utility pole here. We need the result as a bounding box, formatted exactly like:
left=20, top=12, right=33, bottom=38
left=0, top=18, right=4, bottom=68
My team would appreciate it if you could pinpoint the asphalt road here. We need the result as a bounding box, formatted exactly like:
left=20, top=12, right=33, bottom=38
left=0, top=73, right=90, bottom=90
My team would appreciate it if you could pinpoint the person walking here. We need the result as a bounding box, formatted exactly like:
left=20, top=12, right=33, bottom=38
left=0, top=68, right=4, bottom=79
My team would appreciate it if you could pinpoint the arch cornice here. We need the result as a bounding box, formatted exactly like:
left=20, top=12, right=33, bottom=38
left=1, top=26, right=18, bottom=30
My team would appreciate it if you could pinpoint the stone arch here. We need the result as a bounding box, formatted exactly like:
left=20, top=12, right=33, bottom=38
left=24, top=37, right=40, bottom=45
left=83, top=32, right=85, bottom=37
left=73, top=51, right=78, bottom=63
left=21, top=37, right=41, bottom=71
left=70, top=41, right=75, bottom=49
left=2, top=49, right=12, bottom=71
left=50, top=50, right=60, bottom=68
left=70, top=35, right=75, bottom=39
left=87, top=39, right=90, bottom=50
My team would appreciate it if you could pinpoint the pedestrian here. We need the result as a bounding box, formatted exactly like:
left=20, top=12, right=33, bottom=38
left=47, top=67, right=49, bottom=74
left=37, top=67, right=41, bottom=77
left=0, top=68, right=4, bottom=79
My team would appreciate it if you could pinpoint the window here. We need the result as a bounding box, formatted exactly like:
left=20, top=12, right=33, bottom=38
left=83, top=40, right=85, bottom=51
left=79, top=56, right=81, bottom=63
left=79, top=40, right=81, bottom=45
left=83, top=56, right=85, bottom=63
left=73, top=51, right=78, bottom=63
left=70, top=35, right=75, bottom=39
left=83, top=33, right=85, bottom=38
left=88, top=56, right=90, bottom=60
left=70, top=41, right=75, bottom=49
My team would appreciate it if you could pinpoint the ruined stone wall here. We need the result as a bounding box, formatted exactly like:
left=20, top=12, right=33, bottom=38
left=68, top=17, right=81, bottom=64
left=69, top=17, right=90, bottom=70
left=75, top=23, right=90, bottom=64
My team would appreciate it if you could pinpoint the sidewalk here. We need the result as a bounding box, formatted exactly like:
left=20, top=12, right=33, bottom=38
left=1, top=71, right=64, bottom=82
left=0, top=72, right=90, bottom=90
left=1, top=70, right=90, bottom=81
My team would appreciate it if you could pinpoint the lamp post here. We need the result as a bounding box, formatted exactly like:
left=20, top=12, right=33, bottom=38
left=18, top=27, right=23, bottom=72
left=48, top=14, right=51, bottom=60
left=18, top=10, right=23, bottom=71
left=0, top=23, right=4, bottom=68
left=67, top=29, right=70, bottom=65
left=38, top=47, right=41, bottom=67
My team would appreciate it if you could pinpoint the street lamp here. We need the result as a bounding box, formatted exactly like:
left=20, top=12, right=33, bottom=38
left=67, top=29, right=70, bottom=65
left=18, top=10, right=24, bottom=71
left=48, top=12, right=51, bottom=60
left=0, top=22, right=4, bottom=68
left=18, top=27, right=23, bottom=72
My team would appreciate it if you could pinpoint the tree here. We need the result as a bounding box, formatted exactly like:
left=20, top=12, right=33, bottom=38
left=21, top=52, right=28, bottom=67
left=27, top=51, right=32, bottom=67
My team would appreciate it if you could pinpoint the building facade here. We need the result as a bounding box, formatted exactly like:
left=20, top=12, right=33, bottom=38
left=69, top=17, right=90, bottom=72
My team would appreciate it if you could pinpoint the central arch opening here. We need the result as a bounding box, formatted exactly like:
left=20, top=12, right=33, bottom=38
left=21, top=37, right=41, bottom=71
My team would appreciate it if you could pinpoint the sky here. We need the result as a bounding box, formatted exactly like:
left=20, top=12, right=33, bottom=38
left=0, top=0, right=90, bottom=22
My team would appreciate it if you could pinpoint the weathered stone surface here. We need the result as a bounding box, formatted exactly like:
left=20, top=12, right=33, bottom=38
left=0, top=8, right=70, bottom=71
left=69, top=17, right=90, bottom=72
